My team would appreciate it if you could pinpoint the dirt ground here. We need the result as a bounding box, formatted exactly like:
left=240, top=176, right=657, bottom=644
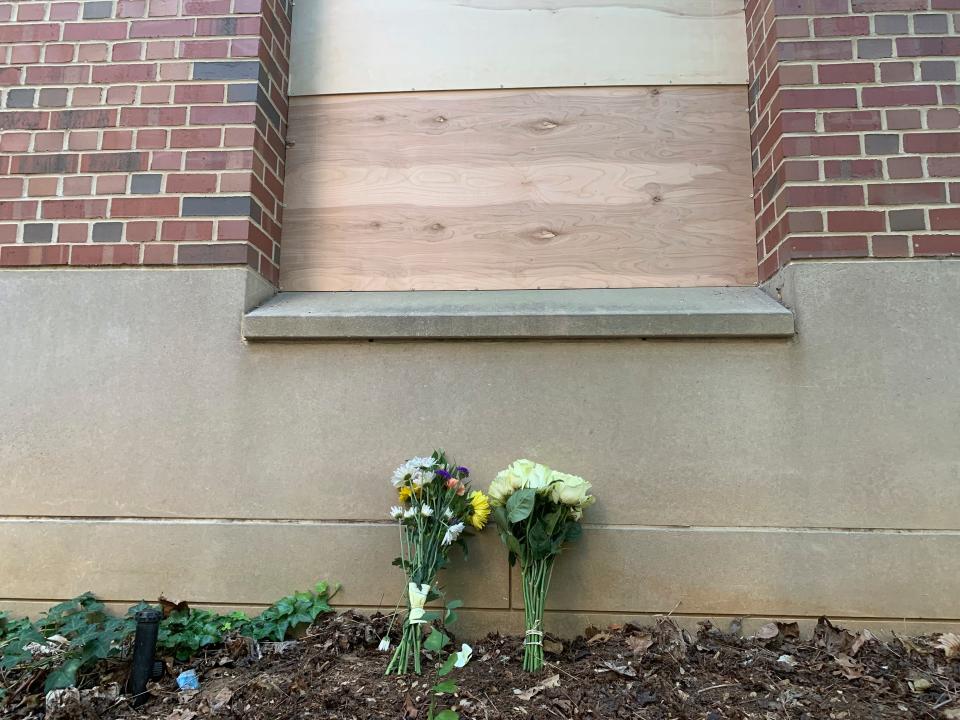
left=12, top=611, right=960, bottom=719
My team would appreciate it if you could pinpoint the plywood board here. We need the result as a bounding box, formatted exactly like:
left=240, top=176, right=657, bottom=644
left=280, top=86, right=757, bottom=291
left=289, top=0, right=749, bottom=95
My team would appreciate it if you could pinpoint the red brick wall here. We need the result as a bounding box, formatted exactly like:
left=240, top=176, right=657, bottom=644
left=0, top=0, right=290, bottom=284
left=746, top=0, right=960, bottom=281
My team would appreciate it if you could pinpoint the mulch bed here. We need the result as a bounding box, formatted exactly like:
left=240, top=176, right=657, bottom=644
left=16, top=611, right=960, bottom=719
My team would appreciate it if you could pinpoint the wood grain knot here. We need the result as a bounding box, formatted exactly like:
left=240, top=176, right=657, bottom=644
left=429, top=223, right=446, bottom=232
left=434, top=115, right=447, bottom=124
left=536, top=119, right=560, bottom=131
left=532, top=228, right=559, bottom=241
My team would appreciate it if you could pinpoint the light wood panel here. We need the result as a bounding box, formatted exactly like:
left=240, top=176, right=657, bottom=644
left=289, top=0, right=749, bottom=95
left=280, top=87, right=757, bottom=291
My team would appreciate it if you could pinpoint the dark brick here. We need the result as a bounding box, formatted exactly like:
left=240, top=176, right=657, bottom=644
left=182, top=196, right=252, bottom=217
left=6, top=89, right=36, bottom=109
left=921, top=61, right=957, bottom=81
left=858, top=39, right=894, bottom=59
left=227, top=83, right=258, bottom=103
left=83, top=1, right=114, bottom=19
left=23, top=223, right=54, bottom=243
left=914, top=13, right=949, bottom=33
left=868, top=182, right=946, bottom=205
left=51, top=109, right=116, bottom=130
left=889, top=208, right=927, bottom=231
left=11, top=155, right=78, bottom=175
left=257, top=86, right=281, bottom=129
left=875, top=14, right=909, bottom=34
left=82, top=152, right=146, bottom=173
left=92, top=221, right=124, bottom=242
left=865, top=134, right=900, bottom=154
left=178, top=243, right=249, bottom=264
left=130, top=173, right=162, bottom=194
left=192, top=61, right=260, bottom=81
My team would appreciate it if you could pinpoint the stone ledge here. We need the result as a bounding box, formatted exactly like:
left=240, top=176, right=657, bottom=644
left=242, top=288, right=794, bottom=340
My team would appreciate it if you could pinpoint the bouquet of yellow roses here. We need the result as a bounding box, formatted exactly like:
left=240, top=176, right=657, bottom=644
left=384, top=450, right=491, bottom=675
left=488, top=460, right=594, bottom=672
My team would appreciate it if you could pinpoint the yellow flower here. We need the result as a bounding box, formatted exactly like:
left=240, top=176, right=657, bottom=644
left=468, top=490, right=491, bottom=530
left=398, top=486, right=413, bottom=503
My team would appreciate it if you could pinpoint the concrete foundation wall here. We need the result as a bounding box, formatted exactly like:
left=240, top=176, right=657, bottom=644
left=1, top=260, right=959, bottom=635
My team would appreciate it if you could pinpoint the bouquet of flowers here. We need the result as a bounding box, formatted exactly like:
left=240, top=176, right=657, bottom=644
left=488, top=459, right=594, bottom=672
left=384, top=450, right=491, bottom=675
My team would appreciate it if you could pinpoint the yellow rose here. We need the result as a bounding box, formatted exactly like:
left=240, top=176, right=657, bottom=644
left=549, top=471, right=593, bottom=508
left=504, top=459, right=552, bottom=493
left=487, top=471, right=513, bottom=506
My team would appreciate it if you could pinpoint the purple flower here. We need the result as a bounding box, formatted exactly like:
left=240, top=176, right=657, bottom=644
left=456, top=466, right=470, bottom=477
left=435, top=468, right=452, bottom=480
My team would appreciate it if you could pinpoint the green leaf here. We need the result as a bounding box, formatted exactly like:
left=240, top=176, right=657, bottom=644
left=424, top=628, right=450, bottom=652
left=543, top=509, right=562, bottom=535
left=529, top=523, right=553, bottom=558
left=419, top=610, right=442, bottom=623
left=444, top=599, right=462, bottom=625
left=563, top=522, right=583, bottom=544
left=433, top=710, right=459, bottom=720
left=506, top=489, right=536, bottom=523
left=432, top=680, right=458, bottom=694
left=438, top=652, right=458, bottom=677
left=45, top=657, right=83, bottom=691
left=492, top=505, right=510, bottom=532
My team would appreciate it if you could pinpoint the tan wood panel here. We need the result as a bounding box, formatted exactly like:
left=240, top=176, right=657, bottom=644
left=289, top=0, right=749, bottom=95
left=280, top=87, right=757, bottom=291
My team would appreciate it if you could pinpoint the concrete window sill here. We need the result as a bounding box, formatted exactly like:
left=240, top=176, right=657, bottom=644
left=242, top=288, right=794, bottom=340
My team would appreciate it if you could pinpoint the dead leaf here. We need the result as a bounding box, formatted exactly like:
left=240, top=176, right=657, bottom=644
left=159, top=596, right=190, bottom=618
left=814, top=617, right=872, bottom=657
left=935, top=633, right=960, bottom=659
left=514, top=673, right=560, bottom=701
left=543, top=638, right=563, bottom=655
left=583, top=625, right=602, bottom=639
left=942, top=708, right=960, bottom=719
left=165, top=711, right=197, bottom=720
left=211, top=687, right=234, bottom=712
left=908, top=677, right=932, bottom=693
left=894, top=632, right=929, bottom=656
left=834, top=654, right=863, bottom=680
left=755, top=623, right=780, bottom=640
left=777, top=622, right=800, bottom=641
left=654, top=616, right=688, bottom=662
left=596, top=660, right=637, bottom=678
left=626, top=633, right=654, bottom=658
left=403, top=692, right=419, bottom=719
left=586, top=632, right=611, bottom=646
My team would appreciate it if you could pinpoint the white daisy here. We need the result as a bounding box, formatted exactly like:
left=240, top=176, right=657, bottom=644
left=410, top=456, right=437, bottom=469
left=442, top=522, right=465, bottom=546
left=389, top=506, right=404, bottom=520
left=403, top=507, right=416, bottom=519
left=443, top=508, right=454, bottom=519
left=378, top=637, right=391, bottom=652
left=420, top=505, right=434, bottom=517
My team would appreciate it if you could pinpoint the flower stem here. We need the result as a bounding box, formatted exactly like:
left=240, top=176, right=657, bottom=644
left=521, top=557, right=555, bottom=672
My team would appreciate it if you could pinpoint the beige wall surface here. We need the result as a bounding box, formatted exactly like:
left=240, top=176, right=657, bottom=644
left=289, top=1, right=749, bottom=96
left=1, top=260, right=959, bottom=633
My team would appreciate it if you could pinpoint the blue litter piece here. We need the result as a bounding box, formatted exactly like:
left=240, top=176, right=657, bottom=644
left=176, top=669, right=200, bottom=690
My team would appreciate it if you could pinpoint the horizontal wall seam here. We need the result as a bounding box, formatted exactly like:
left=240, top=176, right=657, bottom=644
left=3, top=598, right=960, bottom=626
left=0, top=516, right=958, bottom=535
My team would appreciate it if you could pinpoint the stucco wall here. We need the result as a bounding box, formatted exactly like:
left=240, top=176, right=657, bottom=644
left=1, top=260, right=959, bottom=636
